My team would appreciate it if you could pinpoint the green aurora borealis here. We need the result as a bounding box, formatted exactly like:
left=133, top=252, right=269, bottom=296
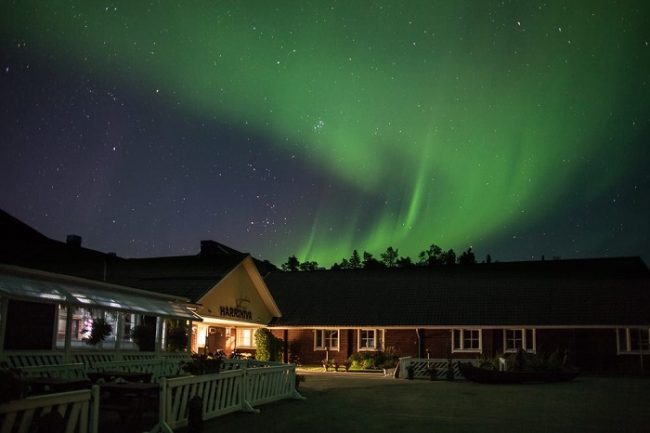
left=2, top=1, right=649, bottom=265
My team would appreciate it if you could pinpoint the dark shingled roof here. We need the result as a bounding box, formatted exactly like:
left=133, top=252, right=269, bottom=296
left=265, top=257, right=650, bottom=327
left=0, top=209, right=122, bottom=280
left=0, top=209, right=276, bottom=303
left=108, top=254, right=247, bottom=302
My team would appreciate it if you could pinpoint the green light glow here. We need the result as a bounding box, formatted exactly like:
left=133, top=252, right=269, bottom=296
left=4, top=1, right=647, bottom=265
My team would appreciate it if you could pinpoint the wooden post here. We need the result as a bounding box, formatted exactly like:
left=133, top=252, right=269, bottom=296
left=0, top=296, right=7, bottom=352
left=64, top=305, right=73, bottom=362
left=283, top=329, right=289, bottom=363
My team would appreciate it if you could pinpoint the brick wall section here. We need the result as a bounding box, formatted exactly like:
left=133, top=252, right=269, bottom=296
left=384, top=329, right=418, bottom=357
left=272, top=327, right=624, bottom=372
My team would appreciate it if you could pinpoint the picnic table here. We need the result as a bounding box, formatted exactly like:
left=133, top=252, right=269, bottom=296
left=24, top=377, right=92, bottom=396
left=99, top=382, right=160, bottom=429
left=88, top=370, right=152, bottom=383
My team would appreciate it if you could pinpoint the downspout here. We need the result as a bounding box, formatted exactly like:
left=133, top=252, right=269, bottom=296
left=416, top=329, right=423, bottom=358
left=283, top=330, right=289, bottom=363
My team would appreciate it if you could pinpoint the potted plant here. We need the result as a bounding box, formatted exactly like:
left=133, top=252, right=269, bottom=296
left=83, top=317, right=112, bottom=346
left=406, top=364, right=415, bottom=380
left=295, top=374, right=305, bottom=390
left=131, top=323, right=156, bottom=351
left=426, top=365, right=437, bottom=381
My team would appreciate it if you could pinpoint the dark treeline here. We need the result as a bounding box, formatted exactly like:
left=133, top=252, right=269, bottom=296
left=280, top=245, right=492, bottom=272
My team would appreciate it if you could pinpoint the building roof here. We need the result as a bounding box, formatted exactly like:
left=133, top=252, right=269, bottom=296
left=108, top=253, right=248, bottom=302
left=0, top=209, right=276, bottom=304
left=0, top=264, right=200, bottom=320
left=265, top=257, right=650, bottom=328
left=0, top=209, right=121, bottom=280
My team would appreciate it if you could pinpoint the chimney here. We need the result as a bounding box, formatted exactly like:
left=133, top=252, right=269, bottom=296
left=66, top=234, right=82, bottom=248
left=200, top=240, right=222, bottom=257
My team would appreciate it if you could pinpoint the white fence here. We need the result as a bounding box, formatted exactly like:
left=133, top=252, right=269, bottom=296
left=245, top=365, right=298, bottom=406
left=0, top=385, right=99, bottom=433
left=0, top=350, right=192, bottom=369
left=397, top=357, right=478, bottom=380
left=19, top=362, right=88, bottom=379
left=152, top=364, right=304, bottom=433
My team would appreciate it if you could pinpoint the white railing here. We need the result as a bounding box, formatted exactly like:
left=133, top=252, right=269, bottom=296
left=0, top=350, right=191, bottom=369
left=19, top=362, right=87, bottom=379
left=152, top=363, right=304, bottom=433
left=397, top=357, right=478, bottom=380
left=156, top=370, right=247, bottom=432
left=0, top=385, right=99, bottom=433
left=244, top=365, right=298, bottom=406
left=1, top=351, right=66, bottom=368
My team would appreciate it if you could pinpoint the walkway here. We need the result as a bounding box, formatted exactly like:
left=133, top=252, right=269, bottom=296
left=195, top=372, right=650, bottom=433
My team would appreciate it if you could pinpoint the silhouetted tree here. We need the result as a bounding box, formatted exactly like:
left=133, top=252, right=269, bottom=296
left=486, top=254, right=492, bottom=264
left=381, top=246, right=399, bottom=268
left=339, top=258, right=351, bottom=270
left=441, top=249, right=456, bottom=266
left=349, top=249, right=362, bottom=269
left=363, top=251, right=385, bottom=269
left=299, top=260, right=319, bottom=271
left=396, top=256, right=413, bottom=268
left=418, top=244, right=443, bottom=266
left=330, top=262, right=341, bottom=270
left=458, top=247, right=476, bottom=265
left=281, top=255, right=300, bottom=272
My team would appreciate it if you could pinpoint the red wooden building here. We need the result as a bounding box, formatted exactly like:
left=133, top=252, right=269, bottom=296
left=264, top=258, right=650, bottom=373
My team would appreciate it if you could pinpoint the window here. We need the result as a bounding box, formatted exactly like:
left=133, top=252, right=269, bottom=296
left=314, top=329, right=339, bottom=351
left=451, top=329, right=482, bottom=352
left=236, top=328, right=254, bottom=348
left=503, top=329, right=536, bottom=353
left=617, top=328, right=650, bottom=354
left=357, top=329, right=384, bottom=351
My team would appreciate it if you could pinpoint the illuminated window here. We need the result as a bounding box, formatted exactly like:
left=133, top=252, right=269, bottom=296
left=236, top=328, right=254, bottom=348
left=452, top=329, right=482, bottom=352
left=358, top=329, right=384, bottom=351
left=314, top=330, right=339, bottom=350
left=503, top=329, right=536, bottom=353
left=617, top=328, right=650, bottom=354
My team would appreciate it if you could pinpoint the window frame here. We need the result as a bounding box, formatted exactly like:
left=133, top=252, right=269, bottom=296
left=451, top=329, right=482, bottom=353
left=503, top=328, right=536, bottom=353
left=357, top=329, right=384, bottom=351
left=616, top=328, right=650, bottom=354
left=314, top=329, right=340, bottom=351
left=236, top=328, right=255, bottom=349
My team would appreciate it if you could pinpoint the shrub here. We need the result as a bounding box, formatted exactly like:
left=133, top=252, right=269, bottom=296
left=254, top=328, right=283, bottom=362
left=131, top=323, right=156, bottom=351
left=181, top=354, right=222, bottom=375
left=348, top=349, right=399, bottom=370
left=166, top=323, right=189, bottom=352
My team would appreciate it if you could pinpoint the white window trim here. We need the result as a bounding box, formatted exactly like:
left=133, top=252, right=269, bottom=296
left=451, top=329, right=482, bottom=353
left=236, top=328, right=255, bottom=349
left=357, top=329, right=384, bottom=351
left=503, top=328, right=536, bottom=353
left=314, top=329, right=340, bottom=351
left=616, top=328, right=650, bottom=355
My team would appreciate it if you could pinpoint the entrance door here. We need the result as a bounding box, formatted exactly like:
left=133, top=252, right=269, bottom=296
left=206, top=326, right=227, bottom=354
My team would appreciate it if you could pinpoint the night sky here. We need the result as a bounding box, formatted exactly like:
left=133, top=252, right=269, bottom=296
left=1, top=1, right=649, bottom=267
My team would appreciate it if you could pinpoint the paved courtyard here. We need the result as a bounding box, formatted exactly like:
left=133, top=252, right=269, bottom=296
left=196, top=372, right=650, bottom=433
